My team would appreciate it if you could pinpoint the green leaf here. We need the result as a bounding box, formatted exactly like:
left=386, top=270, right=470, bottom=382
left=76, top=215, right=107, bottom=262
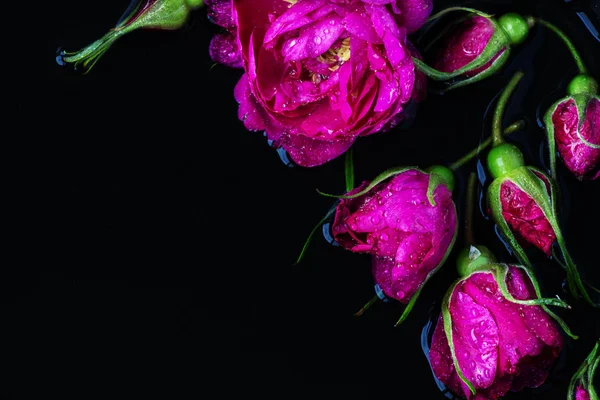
left=294, top=202, right=337, bottom=265
left=317, top=167, right=417, bottom=199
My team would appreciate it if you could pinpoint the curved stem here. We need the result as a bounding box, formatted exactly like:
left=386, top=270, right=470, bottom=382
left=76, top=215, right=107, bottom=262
left=492, top=71, right=525, bottom=147
left=448, top=120, right=524, bottom=170
left=465, top=172, right=477, bottom=246
left=534, top=18, right=587, bottom=74
left=354, top=294, right=379, bottom=316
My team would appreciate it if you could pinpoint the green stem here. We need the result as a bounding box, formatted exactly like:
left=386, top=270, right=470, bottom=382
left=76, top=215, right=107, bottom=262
left=492, top=71, right=525, bottom=147
left=354, top=294, right=379, bottom=316
left=534, top=18, right=587, bottom=74
left=465, top=173, right=477, bottom=246
left=345, top=148, right=354, bottom=193
left=448, top=120, right=524, bottom=170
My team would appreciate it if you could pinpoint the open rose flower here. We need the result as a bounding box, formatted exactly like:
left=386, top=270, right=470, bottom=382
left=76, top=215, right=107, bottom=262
left=429, top=263, right=569, bottom=400
left=229, top=0, right=431, bottom=167
left=331, top=167, right=457, bottom=322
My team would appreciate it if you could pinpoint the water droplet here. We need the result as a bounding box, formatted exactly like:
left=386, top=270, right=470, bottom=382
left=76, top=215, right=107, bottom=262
left=314, top=36, right=322, bottom=45
left=395, top=290, right=405, bottom=299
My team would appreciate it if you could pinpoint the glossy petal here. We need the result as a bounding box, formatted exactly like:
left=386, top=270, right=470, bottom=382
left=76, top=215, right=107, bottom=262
left=333, top=169, right=456, bottom=302
left=393, top=0, right=433, bottom=34
left=430, top=266, right=563, bottom=400
left=576, top=385, right=591, bottom=400
left=206, top=0, right=235, bottom=29
left=552, top=98, right=600, bottom=180
left=231, top=0, right=417, bottom=166
left=432, top=16, right=495, bottom=74
left=499, top=180, right=556, bottom=256
left=209, top=33, right=244, bottom=68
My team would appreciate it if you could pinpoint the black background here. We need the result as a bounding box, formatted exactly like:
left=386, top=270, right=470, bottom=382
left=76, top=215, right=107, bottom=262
left=29, top=0, right=600, bottom=397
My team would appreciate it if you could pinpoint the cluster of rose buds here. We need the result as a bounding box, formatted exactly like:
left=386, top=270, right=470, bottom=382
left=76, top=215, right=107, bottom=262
left=57, top=1, right=599, bottom=400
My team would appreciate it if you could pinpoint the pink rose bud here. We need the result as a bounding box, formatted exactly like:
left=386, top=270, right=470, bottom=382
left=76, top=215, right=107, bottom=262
left=544, top=75, right=600, bottom=181
left=332, top=168, right=457, bottom=319
left=413, top=8, right=531, bottom=91
left=429, top=264, right=569, bottom=400
left=568, top=340, right=599, bottom=400
left=233, top=0, right=432, bottom=167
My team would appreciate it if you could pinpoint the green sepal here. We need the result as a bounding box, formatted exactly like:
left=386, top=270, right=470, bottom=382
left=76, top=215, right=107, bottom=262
left=426, top=7, right=493, bottom=23
left=395, top=201, right=459, bottom=326
left=426, top=167, right=455, bottom=206
left=317, top=167, right=417, bottom=199
left=59, top=0, right=203, bottom=73
left=488, top=263, right=578, bottom=339
left=440, top=48, right=511, bottom=93
left=440, top=276, right=477, bottom=395
left=294, top=202, right=338, bottom=265
left=412, top=26, right=509, bottom=81
left=489, top=166, right=597, bottom=306
left=568, top=340, right=600, bottom=400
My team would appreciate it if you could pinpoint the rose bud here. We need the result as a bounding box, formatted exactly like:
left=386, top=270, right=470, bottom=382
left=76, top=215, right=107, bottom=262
left=429, top=261, right=575, bottom=400
left=412, top=7, right=532, bottom=91
left=534, top=20, right=600, bottom=180
left=485, top=71, right=598, bottom=307
left=295, top=120, right=525, bottom=325
left=57, top=0, right=204, bottom=73
left=568, top=340, right=599, bottom=400
left=233, top=0, right=432, bottom=167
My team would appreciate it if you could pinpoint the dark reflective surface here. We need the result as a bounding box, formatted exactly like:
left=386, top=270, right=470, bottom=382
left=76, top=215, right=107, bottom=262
left=37, top=0, right=600, bottom=397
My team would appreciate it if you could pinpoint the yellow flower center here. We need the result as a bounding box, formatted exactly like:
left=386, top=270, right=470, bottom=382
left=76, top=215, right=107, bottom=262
left=317, top=37, right=351, bottom=71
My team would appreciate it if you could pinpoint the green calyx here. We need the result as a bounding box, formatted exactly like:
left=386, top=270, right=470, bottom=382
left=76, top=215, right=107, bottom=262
left=568, top=74, right=599, bottom=96
left=568, top=340, right=600, bottom=400
left=57, top=0, right=204, bottom=73
left=497, top=13, right=530, bottom=45
left=487, top=166, right=598, bottom=307
left=425, top=165, right=455, bottom=206
left=487, top=143, right=525, bottom=179
left=456, top=245, right=496, bottom=277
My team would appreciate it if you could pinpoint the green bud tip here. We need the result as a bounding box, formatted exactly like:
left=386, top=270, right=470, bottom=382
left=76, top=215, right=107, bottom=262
left=426, top=165, right=455, bottom=192
left=567, top=74, right=599, bottom=96
left=487, top=143, right=525, bottom=179
left=456, top=245, right=497, bottom=277
left=498, top=13, right=530, bottom=46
